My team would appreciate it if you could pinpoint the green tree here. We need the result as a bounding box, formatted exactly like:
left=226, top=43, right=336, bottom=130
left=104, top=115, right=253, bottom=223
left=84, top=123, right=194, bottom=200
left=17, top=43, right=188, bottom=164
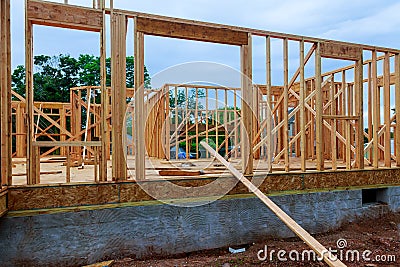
left=12, top=54, right=79, bottom=102
left=11, top=65, right=25, bottom=98
left=77, top=54, right=100, bottom=86
left=217, top=106, right=238, bottom=124
left=126, top=56, right=151, bottom=88
left=34, top=55, right=79, bottom=102
left=11, top=54, right=151, bottom=102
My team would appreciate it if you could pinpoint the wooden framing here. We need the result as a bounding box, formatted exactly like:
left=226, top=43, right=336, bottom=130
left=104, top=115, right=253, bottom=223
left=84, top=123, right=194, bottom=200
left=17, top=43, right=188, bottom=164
left=4, top=0, right=397, bottom=189
left=367, top=62, right=373, bottom=163
left=15, top=103, right=26, bottom=157
left=354, top=52, right=364, bottom=169
left=0, top=0, right=12, bottom=187
left=185, top=86, right=189, bottom=159
left=25, top=0, right=36, bottom=184
left=396, top=53, right=400, bottom=167
left=241, top=33, right=253, bottom=175
left=24, top=0, right=108, bottom=184
left=0, top=189, right=7, bottom=217
left=135, top=17, right=248, bottom=46
left=34, top=53, right=392, bottom=179
left=283, top=38, right=289, bottom=172
left=315, top=43, right=324, bottom=171
left=114, top=9, right=400, bottom=53
left=266, top=36, right=272, bottom=170
left=383, top=53, right=391, bottom=167
left=330, top=75, right=337, bottom=170
left=3, top=7, right=400, bottom=256
left=11, top=99, right=71, bottom=158
left=320, top=42, right=362, bottom=61
left=134, top=18, right=146, bottom=180
left=26, top=0, right=103, bottom=32
left=7, top=167, right=400, bottom=211
left=99, top=0, right=108, bottom=181
left=146, top=90, right=169, bottom=159
left=372, top=51, right=379, bottom=168
left=111, top=12, right=127, bottom=180
left=132, top=12, right=256, bottom=177
left=299, top=40, right=306, bottom=172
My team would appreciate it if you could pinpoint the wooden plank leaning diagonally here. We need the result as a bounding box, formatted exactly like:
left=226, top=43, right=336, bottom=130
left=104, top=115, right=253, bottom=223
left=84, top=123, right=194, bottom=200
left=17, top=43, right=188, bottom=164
left=200, top=141, right=347, bottom=267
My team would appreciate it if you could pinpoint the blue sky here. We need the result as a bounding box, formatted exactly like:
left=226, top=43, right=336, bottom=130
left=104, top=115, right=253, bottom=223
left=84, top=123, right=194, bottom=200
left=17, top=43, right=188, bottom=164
left=10, top=0, right=400, bottom=88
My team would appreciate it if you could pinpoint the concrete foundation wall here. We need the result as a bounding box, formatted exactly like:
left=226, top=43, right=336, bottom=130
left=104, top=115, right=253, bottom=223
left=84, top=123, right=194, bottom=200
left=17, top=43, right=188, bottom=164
left=0, top=187, right=399, bottom=266
left=384, top=187, right=400, bottom=212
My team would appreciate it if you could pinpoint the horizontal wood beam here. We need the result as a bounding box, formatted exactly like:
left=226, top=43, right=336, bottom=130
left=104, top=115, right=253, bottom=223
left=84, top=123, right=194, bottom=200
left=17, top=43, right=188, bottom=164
left=320, top=42, right=362, bottom=61
left=11, top=101, right=70, bottom=109
left=33, top=141, right=101, bottom=147
left=27, top=0, right=102, bottom=32
left=322, top=115, right=359, bottom=120
left=112, top=9, right=400, bottom=53
left=135, top=17, right=248, bottom=46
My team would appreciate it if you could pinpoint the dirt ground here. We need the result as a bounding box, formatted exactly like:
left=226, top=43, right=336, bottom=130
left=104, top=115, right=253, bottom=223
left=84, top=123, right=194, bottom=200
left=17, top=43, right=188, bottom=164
left=112, top=212, right=400, bottom=267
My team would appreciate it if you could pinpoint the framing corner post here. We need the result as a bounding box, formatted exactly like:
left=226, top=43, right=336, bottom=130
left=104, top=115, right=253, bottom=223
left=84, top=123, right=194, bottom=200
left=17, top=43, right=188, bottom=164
left=265, top=36, right=272, bottom=170
left=134, top=17, right=146, bottom=180
left=372, top=50, right=379, bottom=168
left=241, top=33, right=253, bottom=176
left=25, top=0, right=36, bottom=185
left=355, top=52, right=364, bottom=169
left=315, top=42, right=324, bottom=171
left=164, top=85, right=171, bottom=160
left=299, top=39, right=306, bottom=172
left=111, top=12, right=128, bottom=181
left=0, top=0, right=12, bottom=186
left=383, top=52, right=391, bottom=168
left=283, top=38, right=289, bottom=172
left=99, top=0, right=107, bottom=181
left=395, top=53, right=400, bottom=167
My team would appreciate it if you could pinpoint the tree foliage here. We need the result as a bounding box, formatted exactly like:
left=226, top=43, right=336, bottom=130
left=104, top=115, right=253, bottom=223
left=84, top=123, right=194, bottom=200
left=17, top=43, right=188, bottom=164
left=169, top=87, right=206, bottom=124
left=12, top=54, right=151, bottom=102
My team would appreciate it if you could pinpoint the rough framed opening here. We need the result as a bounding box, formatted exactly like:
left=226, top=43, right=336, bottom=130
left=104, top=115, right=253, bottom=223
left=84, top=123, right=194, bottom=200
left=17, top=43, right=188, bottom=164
left=362, top=188, right=389, bottom=205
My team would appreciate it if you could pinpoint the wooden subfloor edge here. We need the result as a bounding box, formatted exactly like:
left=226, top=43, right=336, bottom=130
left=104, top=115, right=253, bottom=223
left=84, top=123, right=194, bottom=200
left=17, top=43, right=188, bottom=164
left=6, top=183, right=400, bottom=218
left=0, top=191, right=7, bottom=218
left=8, top=167, right=400, bottom=190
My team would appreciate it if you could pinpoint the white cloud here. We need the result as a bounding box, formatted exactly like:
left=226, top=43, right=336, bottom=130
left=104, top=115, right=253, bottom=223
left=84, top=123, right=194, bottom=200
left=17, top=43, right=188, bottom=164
left=320, top=2, right=400, bottom=46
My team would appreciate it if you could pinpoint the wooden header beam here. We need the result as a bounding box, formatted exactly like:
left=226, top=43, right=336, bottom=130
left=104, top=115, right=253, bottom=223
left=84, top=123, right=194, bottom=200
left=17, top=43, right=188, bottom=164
left=114, top=9, right=400, bottom=53
left=135, top=17, right=248, bottom=46
left=27, top=0, right=103, bottom=32
left=320, top=42, right=362, bottom=61
left=33, top=141, right=101, bottom=147
left=21, top=1, right=398, bottom=50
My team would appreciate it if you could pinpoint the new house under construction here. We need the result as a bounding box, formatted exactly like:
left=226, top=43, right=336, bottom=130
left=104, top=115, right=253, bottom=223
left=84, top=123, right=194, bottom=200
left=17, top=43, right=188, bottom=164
left=1, top=1, right=400, bottom=266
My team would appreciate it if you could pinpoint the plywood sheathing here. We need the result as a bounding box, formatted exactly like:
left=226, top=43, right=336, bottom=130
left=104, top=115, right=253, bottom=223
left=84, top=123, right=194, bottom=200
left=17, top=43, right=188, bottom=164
left=7, top=168, right=400, bottom=211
